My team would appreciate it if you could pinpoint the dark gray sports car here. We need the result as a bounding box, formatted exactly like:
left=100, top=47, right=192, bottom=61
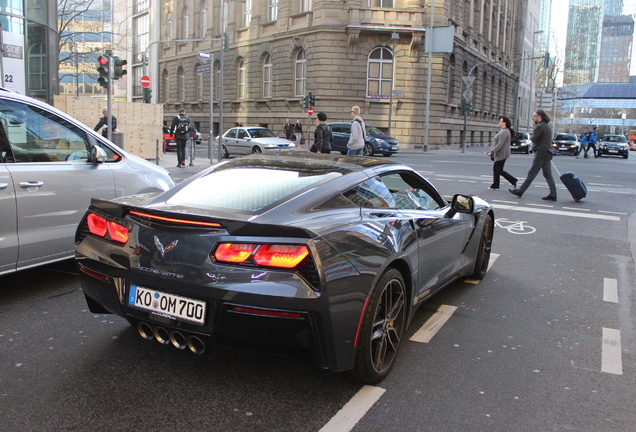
left=75, top=152, right=494, bottom=384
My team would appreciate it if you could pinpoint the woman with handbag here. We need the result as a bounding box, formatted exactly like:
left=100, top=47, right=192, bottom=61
left=487, top=116, right=518, bottom=190
left=294, top=119, right=303, bottom=146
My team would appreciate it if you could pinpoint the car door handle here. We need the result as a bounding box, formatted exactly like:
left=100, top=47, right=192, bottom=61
left=19, top=181, right=44, bottom=188
left=0, top=183, right=8, bottom=190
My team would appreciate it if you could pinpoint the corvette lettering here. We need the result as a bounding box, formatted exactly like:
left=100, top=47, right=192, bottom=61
left=139, top=266, right=184, bottom=278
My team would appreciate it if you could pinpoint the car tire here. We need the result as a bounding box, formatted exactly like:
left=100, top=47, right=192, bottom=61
left=222, top=145, right=229, bottom=159
left=252, top=146, right=262, bottom=154
left=340, top=151, right=347, bottom=155
left=383, top=154, right=392, bottom=157
left=624, top=153, right=629, bottom=159
left=348, top=267, right=406, bottom=384
left=363, top=143, right=374, bottom=156
left=470, top=214, right=493, bottom=280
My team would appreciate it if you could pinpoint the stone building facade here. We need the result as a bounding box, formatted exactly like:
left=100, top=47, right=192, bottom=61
left=158, top=0, right=523, bottom=150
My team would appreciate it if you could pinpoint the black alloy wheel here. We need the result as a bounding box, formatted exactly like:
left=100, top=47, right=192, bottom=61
left=363, top=143, right=374, bottom=156
left=349, top=268, right=406, bottom=384
left=470, top=214, right=493, bottom=279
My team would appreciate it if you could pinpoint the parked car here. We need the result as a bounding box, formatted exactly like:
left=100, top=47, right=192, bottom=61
left=218, top=127, right=296, bottom=157
left=75, top=152, right=494, bottom=384
left=552, top=133, right=580, bottom=156
left=163, top=126, right=176, bottom=152
left=598, top=134, right=629, bottom=159
left=329, top=122, right=399, bottom=156
left=0, top=90, right=175, bottom=275
left=511, top=132, right=532, bottom=154
left=630, top=140, right=636, bottom=151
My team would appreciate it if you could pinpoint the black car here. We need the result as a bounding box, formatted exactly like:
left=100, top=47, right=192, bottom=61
left=511, top=132, right=532, bottom=153
left=329, top=122, right=399, bottom=156
left=598, top=134, right=629, bottom=159
left=75, top=152, right=493, bottom=384
left=552, top=133, right=580, bottom=156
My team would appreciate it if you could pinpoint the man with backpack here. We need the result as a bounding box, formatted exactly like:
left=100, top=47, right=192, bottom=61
left=169, top=108, right=197, bottom=168
left=587, top=126, right=598, bottom=158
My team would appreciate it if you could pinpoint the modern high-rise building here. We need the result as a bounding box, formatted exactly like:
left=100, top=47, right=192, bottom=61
left=598, top=15, right=634, bottom=82
left=564, top=0, right=605, bottom=86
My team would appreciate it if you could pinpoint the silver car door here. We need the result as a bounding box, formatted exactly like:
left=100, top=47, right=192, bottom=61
left=236, top=128, right=249, bottom=154
left=0, top=99, right=116, bottom=270
left=0, top=165, right=18, bottom=274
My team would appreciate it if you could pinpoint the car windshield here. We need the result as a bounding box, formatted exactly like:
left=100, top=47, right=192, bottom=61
left=365, top=126, right=384, bottom=135
left=515, top=133, right=529, bottom=140
left=248, top=128, right=277, bottom=138
left=166, top=167, right=342, bottom=213
left=555, top=134, right=576, bottom=140
left=604, top=135, right=627, bottom=142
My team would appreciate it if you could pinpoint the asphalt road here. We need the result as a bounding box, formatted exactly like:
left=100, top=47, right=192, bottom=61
left=2, top=148, right=635, bottom=431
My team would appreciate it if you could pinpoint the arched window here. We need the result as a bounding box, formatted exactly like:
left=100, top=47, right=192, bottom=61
left=162, top=69, right=170, bottom=103
left=181, top=7, right=189, bottom=39
left=367, top=47, right=393, bottom=97
left=166, top=14, right=173, bottom=40
left=243, top=0, right=252, bottom=27
left=199, top=1, right=208, bottom=38
left=448, top=54, right=456, bottom=103
left=177, top=67, right=185, bottom=101
left=295, top=50, right=306, bottom=96
left=482, top=71, right=488, bottom=112
left=490, top=75, right=495, bottom=113
left=263, top=54, right=272, bottom=98
left=238, top=58, right=246, bottom=99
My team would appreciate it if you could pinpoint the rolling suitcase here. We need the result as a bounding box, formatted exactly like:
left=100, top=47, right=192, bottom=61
left=559, top=171, right=587, bottom=202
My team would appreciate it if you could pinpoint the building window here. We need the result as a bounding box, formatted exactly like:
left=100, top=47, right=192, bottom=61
left=133, top=66, right=143, bottom=96
left=268, top=0, right=278, bottom=21
left=367, top=47, right=393, bottom=97
left=28, top=43, right=47, bottom=91
left=178, top=68, right=185, bottom=101
left=166, top=14, right=173, bottom=40
left=263, top=54, right=272, bottom=98
left=181, top=7, right=189, bottom=39
left=300, top=0, right=312, bottom=13
left=368, top=0, right=393, bottom=6
left=197, top=66, right=204, bottom=101
left=238, top=58, right=246, bottom=99
left=295, top=50, right=306, bottom=96
left=134, top=0, right=149, bottom=14
left=214, top=60, right=220, bottom=100
left=448, top=54, right=456, bottom=103
left=133, top=13, right=149, bottom=60
left=163, top=74, right=170, bottom=102
left=243, top=0, right=252, bottom=27
left=199, top=1, right=208, bottom=38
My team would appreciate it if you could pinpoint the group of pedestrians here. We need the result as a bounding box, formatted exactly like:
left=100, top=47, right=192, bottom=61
left=283, top=106, right=366, bottom=156
left=487, top=109, right=558, bottom=201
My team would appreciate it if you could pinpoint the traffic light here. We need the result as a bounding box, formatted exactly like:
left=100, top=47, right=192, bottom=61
left=308, top=92, right=315, bottom=107
left=223, top=34, right=229, bottom=52
left=113, top=56, right=127, bottom=80
left=544, top=52, right=551, bottom=68
left=461, top=100, right=473, bottom=116
left=143, top=87, right=152, bottom=103
left=97, top=55, right=110, bottom=88
left=302, top=95, right=309, bottom=109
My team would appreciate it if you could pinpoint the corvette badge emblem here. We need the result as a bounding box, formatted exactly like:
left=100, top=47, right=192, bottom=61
left=154, top=236, right=178, bottom=258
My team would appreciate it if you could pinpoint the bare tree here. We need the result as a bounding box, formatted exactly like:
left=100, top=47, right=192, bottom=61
left=57, top=0, right=101, bottom=63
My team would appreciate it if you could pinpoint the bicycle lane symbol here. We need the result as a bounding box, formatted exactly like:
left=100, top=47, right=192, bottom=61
left=495, top=218, right=536, bottom=234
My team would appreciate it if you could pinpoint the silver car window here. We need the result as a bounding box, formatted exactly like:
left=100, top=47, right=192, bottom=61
left=343, top=176, right=396, bottom=208
left=237, top=129, right=248, bottom=139
left=0, top=99, right=91, bottom=163
left=380, top=172, right=442, bottom=210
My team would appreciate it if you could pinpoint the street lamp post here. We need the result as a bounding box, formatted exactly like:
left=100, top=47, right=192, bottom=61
left=527, top=30, right=544, bottom=132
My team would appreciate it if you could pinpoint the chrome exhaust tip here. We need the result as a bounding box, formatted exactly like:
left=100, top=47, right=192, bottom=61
left=137, top=322, right=154, bottom=340
left=153, top=326, right=171, bottom=345
left=169, top=331, right=187, bottom=350
left=187, top=336, right=206, bottom=354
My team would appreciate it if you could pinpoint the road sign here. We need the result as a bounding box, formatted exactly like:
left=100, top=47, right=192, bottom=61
left=197, top=65, right=210, bottom=73
left=308, top=106, right=314, bottom=116
left=140, top=75, right=151, bottom=88
left=462, top=76, right=476, bottom=86
left=463, top=90, right=473, bottom=100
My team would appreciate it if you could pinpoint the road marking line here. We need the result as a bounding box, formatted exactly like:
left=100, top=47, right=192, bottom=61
left=599, top=210, right=627, bottom=215
left=603, top=278, right=618, bottom=303
left=562, top=207, right=591, bottom=211
left=601, top=328, right=623, bottom=375
left=410, top=305, right=458, bottom=343
left=319, top=386, right=386, bottom=432
left=492, top=204, right=620, bottom=221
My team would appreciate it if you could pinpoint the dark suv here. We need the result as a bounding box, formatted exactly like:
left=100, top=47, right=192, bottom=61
left=552, top=133, right=580, bottom=156
left=329, top=122, right=399, bottom=156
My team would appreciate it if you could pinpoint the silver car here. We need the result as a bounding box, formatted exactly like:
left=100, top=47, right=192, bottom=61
left=218, top=127, right=296, bottom=157
left=0, top=90, right=175, bottom=275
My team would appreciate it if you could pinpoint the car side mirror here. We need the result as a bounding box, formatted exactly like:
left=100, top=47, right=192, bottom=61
left=90, top=145, right=107, bottom=164
left=446, top=194, right=474, bottom=217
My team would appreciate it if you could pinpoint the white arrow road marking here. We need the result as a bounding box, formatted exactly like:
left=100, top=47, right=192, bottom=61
left=319, top=385, right=386, bottom=432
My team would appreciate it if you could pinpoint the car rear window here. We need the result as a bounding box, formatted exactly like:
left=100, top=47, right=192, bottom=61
left=166, top=167, right=342, bottom=213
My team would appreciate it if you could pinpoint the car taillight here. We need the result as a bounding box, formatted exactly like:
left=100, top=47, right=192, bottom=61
left=86, top=213, right=128, bottom=244
left=254, top=245, right=309, bottom=268
left=213, top=243, right=309, bottom=269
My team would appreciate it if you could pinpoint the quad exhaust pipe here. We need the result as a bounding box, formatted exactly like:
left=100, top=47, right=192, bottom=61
left=136, top=322, right=206, bottom=354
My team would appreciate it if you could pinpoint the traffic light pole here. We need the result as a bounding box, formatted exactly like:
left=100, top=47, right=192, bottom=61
left=105, top=50, right=113, bottom=142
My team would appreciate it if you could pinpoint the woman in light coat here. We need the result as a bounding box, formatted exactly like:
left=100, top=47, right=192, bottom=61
left=487, top=116, right=518, bottom=190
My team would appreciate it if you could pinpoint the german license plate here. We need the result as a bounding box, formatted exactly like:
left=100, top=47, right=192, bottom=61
left=609, top=150, right=618, bottom=153
left=128, top=285, right=206, bottom=325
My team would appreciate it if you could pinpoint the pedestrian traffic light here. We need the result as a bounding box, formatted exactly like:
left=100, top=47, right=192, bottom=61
left=461, top=100, right=472, bottom=116
left=97, top=55, right=110, bottom=88
left=143, top=87, right=152, bottom=103
left=308, top=92, right=315, bottom=107
left=113, top=56, right=127, bottom=80
left=302, top=95, right=309, bottom=109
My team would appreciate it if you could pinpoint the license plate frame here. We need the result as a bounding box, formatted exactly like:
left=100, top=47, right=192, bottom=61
left=128, top=285, right=206, bottom=325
